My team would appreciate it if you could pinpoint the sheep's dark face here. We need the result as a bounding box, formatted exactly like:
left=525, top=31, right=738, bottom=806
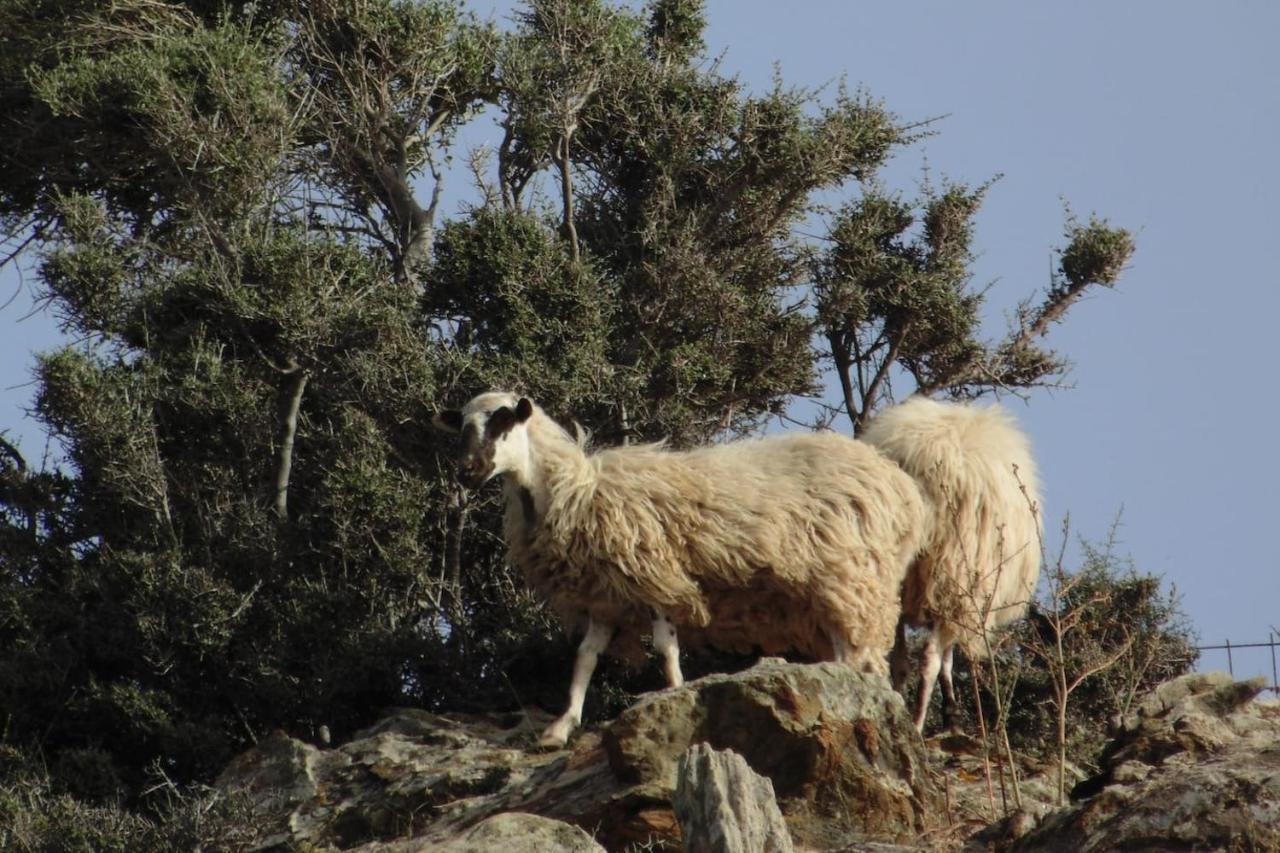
left=434, top=393, right=534, bottom=488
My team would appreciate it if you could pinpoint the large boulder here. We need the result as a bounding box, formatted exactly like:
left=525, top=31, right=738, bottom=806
left=1009, top=672, right=1280, bottom=852
left=216, top=658, right=939, bottom=851
left=606, top=658, right=941, bottom=848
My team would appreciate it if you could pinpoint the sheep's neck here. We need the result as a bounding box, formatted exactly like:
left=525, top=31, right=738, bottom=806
left=502, top=476, right=541, bottom=527
left=505, top=418, right=590, bottom=528
left=500, top=442, right=550, bottom=528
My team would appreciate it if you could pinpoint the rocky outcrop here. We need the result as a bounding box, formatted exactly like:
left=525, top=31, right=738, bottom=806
left=217, top=709, right=622, bottom=851
left=674, top=743, right=794, bottom=853
left=215, top=664, right=1280, bottom=852
left=1010, top=672, right=1280, bottom=852
left=217, top=658, right=938, bottom=851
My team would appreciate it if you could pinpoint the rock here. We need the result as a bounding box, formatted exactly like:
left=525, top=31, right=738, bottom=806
left=674, top=743, right=793, bottom=853
left=218, top=708, right=618, bottom=850
left=1008, top=672, right=1280, bottom=852
left=392, top=813, right=604, bottom=852
left=215, top=729, right=325, bottom=849
left=215, top=659, right=939, bottom=851
left=605, top=657, right=942, bottom=849
left=963, top=807, right=1043, bottom=850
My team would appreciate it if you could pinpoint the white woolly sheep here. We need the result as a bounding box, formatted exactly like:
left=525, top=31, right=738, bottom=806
left=435, top=391, right=927, bottom=747
left=862, top=396, right=1042, bottom=732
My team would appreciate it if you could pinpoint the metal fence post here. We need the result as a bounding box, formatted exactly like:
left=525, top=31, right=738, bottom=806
left=1195, top=637, right=1280, bottom=694
left=1271, top=631, right=1279, bottom=697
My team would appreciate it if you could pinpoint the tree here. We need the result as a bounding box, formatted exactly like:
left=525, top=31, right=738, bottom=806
left=0, top=0, right=1134, bottom=821
left=290, top=0, right=498, bottom=283
left=815, top=185, right=1135, bottom=434
left=0, top=0, right=495, bottom=799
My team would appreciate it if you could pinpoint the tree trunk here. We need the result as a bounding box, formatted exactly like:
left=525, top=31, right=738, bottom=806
left=1056, top=680, right=1069, bottom=805
left=443, top=484, right=469, bottom=627
left=558, top=133, right=580, bottom=265
left=274, top=366, right=309, bottom=523
left=373, top=159, right=438, bottom=284
left=828, top=330, right=862, bottom=434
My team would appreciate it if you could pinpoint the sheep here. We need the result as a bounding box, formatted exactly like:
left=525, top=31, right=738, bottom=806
left=434, top=391, right=928, bottom=747
left=861, top=396, right=1042, bottom=733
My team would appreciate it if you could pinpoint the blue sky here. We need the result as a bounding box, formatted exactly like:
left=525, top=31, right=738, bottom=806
left=692, top=0, right=1279, bottom=682
left=2, top=1, right=1276, bottom=682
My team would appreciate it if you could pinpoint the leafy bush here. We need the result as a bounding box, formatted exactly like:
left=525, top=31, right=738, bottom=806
left=910, top=522, right=1198, bottom=773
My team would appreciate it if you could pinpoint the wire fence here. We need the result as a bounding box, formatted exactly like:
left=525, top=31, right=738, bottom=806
left=1196, top=632, right=1280, bottom=696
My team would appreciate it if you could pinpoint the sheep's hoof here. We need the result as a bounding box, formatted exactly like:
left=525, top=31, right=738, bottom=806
left=537, top=721, right=572, bottom=750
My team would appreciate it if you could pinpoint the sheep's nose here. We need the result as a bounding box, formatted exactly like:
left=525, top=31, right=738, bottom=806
left=458, top=461, right=488, bottom=488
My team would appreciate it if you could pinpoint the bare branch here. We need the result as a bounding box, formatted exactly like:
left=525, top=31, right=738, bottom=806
left=1, top=223, right=43, bottom=271
left=858, top=328, right=903, bottom=434
left=1066, top=631, right=1136, bottom=695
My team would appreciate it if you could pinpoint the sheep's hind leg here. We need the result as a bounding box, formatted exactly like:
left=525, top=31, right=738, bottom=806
left=939, top=643, right=958, bottom=731
left=540, top=619, right=614, bottom=749
left=913, top=629, right=943, bottom=733
left=890, top=619, right=911, bottom=692
left=652, top=611, right=683, bottom=688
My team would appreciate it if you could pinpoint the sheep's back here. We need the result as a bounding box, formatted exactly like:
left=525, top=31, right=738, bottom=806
left=863, top=397, right=1042, bottom=654
left=525, top=430, right=925, bottom=658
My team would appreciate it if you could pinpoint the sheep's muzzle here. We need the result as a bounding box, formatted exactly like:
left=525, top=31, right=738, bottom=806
left=458, top=458, right=491, bottom=489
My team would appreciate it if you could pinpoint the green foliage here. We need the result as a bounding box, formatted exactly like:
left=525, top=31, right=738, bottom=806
left=426, top=206, right=616, bottom=409
left=499, top=0, right=641, bottom=166
left=572, top=71, right=900, bottom=440
left=11, top=197, right=449, bottom=792
left=0, top=1, right=1136, bottom=838
left=8, top=2, right=293, bottom=226
left=1059, top=214, right=1135, bottom=288
left=815, top=179, right=1135, bottom=432
left=645, top=0, right=706, bottom=65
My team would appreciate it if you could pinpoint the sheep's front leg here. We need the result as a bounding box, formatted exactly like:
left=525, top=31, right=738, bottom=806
left=652, top=611, right=683, bottom=688
left=540, top=619, right=614, bottom=748
left=828, top=630, right=856, bottom=666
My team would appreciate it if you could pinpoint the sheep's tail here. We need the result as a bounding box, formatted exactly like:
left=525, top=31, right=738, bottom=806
left=862, top=396, right=1043, bottom=657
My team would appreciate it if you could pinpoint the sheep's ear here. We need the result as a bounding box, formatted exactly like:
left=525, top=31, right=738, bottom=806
left=515, top=398, right=533, bottom=422
left=433, top=410, right=463, bottom=433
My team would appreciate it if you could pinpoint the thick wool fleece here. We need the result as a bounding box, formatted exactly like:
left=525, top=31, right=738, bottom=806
left=504, top=404, right=927, bottom=674
left=862, top=396, right=1042, bottom=658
